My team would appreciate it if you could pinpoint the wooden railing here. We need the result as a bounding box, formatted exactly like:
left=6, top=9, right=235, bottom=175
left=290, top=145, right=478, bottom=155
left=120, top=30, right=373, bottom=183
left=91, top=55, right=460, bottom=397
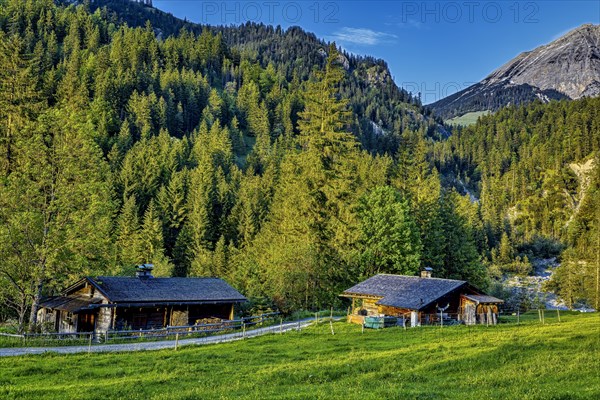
left=0, top=312, right=280, bottom=345
left=105, top=312, right=280, bottom=341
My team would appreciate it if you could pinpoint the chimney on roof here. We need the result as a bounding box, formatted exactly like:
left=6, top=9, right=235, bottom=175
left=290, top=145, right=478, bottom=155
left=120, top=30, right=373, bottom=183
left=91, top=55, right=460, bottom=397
left=136, top=264, right=154, bottom=279
left=420, top=267, right=433, bottom=278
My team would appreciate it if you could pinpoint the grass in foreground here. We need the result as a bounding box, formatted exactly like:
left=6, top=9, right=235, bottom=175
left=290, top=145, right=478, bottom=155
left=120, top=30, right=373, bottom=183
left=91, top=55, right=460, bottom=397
left=0, top=312, right=598, bottom=399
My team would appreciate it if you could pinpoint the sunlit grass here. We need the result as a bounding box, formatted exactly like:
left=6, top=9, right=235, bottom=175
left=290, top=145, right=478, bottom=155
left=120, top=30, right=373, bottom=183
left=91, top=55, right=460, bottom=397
left=447, top=110, right=492, bottom=126
left=1, top=312, right=598, bottom=399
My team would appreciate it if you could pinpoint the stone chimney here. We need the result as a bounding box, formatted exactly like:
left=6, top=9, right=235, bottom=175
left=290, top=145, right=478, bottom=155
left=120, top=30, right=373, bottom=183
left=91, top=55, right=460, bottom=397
left=136, top=263, right=154, bottom=279
left=420, top=267, right=433, bottom=278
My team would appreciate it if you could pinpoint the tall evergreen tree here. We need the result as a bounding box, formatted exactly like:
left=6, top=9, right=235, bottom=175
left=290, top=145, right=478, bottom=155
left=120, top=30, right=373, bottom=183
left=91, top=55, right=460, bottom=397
left=357, top=186, right=421, bottom=277
left=0, top=32, right=42, bottom=174
left=137, top=200, right=172, bottom=277
left=115, top=195, right=141, bottom=271
left=250, top=44, right=358, bottom=311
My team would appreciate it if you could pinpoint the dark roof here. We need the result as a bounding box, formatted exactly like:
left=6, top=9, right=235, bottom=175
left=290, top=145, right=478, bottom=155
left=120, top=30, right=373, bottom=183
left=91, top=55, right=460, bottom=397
left=87, top=277, right=247, bottom=304
left=39, top=296, right=102, bottom=313
left=340, top=274, right=467, bottom=310
left=463, top=294, right=504, bottom=304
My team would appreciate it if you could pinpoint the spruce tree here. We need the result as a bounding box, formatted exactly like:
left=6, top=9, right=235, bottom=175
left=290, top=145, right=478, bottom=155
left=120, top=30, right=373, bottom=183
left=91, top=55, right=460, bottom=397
left=250, top=44, right=357, bottom=311
left=115, top=195, right=141, bottom=270
left=137, top=200, right=172, bottom=277
left=357, top=186, right=422, bottom=277
left=0, top=32, right=42, bottom=174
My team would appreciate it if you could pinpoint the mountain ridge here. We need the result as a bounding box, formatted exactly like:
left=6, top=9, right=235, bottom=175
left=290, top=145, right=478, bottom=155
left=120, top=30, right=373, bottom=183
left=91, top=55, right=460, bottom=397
left=430, top=24, right=600, bottom=120
left=85, top=0, right=443, bottom=149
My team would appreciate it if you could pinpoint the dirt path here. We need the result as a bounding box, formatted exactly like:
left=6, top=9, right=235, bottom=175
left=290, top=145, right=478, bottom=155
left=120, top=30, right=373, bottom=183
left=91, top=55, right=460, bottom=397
left=0, top=319, right=318, bottom=357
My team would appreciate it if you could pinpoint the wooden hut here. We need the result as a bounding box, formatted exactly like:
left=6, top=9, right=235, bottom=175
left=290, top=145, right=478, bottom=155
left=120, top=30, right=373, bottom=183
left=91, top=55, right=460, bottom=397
left=340, top=271, right=503, bottom=326
left=37, top=265, right=247, bottom=334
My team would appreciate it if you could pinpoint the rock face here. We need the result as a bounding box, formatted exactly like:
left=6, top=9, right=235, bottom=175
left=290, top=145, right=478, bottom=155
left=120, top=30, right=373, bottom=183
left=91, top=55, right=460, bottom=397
left=430, top=24, right=600, bottom=119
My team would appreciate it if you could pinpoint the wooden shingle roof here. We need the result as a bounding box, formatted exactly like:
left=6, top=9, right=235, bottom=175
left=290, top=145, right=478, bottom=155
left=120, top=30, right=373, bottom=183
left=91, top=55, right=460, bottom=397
left=462, top=294, right=504, bottom=304
left=39, top=296, right=102, bottom=312
left=340, top=274, right=467, bottom=311
left=86, top=276, right=247, bottom=304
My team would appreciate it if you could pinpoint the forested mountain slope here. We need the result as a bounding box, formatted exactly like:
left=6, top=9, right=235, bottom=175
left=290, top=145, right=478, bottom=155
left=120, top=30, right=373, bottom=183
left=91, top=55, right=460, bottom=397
left=0, top=0, right=597, bottom=333
left=436, top=98, right=600, bottom=309
left=0, top=0, right=480, bottom=330
left=87, top=0, right=441, bottom=153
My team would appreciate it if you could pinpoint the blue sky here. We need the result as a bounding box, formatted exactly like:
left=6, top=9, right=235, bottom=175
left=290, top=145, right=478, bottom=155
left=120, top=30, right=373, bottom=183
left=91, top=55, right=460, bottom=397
left=154, top=1, right=600, bottom=104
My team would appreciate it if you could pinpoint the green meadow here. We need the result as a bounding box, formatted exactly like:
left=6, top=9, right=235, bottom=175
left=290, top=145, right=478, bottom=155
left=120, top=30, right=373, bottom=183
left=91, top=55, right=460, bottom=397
left=447, top=111, right=491, bottom=126
left=1, top=312, right=598, bottom=399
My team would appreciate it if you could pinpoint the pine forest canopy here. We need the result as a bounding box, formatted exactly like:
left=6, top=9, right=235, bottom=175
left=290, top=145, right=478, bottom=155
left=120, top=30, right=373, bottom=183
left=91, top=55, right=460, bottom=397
left=0, top=0, right=598, bottom=331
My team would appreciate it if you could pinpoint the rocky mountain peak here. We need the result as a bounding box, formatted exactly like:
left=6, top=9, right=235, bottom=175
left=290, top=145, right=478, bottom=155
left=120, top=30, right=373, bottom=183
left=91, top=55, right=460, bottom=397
left=486, top=24, right=600, bottom=99
left=430, top=24, right=600, bottom=120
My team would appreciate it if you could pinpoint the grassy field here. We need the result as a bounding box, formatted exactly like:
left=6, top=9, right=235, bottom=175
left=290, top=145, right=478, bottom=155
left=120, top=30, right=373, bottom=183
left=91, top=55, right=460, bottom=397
left=447, top=111, right=491, bottom=126
left=0, top=312, right=598, bottom=399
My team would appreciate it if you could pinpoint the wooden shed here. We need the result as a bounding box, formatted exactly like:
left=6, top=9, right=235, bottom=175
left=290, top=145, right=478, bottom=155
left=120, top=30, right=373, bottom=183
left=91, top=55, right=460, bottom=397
left=340, top=272, right=503, bottom=326
left=37, top=265, right=247, bottom=334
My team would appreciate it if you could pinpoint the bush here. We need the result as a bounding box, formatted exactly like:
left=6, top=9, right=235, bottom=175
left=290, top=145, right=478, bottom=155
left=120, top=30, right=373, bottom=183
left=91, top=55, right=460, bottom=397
left=519, top=235, right=565, bottom=259
left=236, top=297, right=277, bottom=318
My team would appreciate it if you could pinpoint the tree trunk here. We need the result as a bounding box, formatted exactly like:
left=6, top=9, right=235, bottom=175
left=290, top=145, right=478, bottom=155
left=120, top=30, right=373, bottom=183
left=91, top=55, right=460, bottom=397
left=30, top=221, right=50, bottom=332
left=17, top=297, right=28, bottom=334
left=28, top=274, right=45, bottom=332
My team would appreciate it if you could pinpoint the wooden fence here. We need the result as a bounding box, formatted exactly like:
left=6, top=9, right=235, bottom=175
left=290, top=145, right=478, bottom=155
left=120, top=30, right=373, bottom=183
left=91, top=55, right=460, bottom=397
left=0, top=312, right=280, bottom=345
left=104, top=312, right=280, bottom=342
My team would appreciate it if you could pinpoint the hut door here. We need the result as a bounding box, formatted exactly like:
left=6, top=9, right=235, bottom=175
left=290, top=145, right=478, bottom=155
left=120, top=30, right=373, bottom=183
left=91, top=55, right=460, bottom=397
left=78, top=313, right=95, bottom=333
left=132, top=313, right=147, bottom=330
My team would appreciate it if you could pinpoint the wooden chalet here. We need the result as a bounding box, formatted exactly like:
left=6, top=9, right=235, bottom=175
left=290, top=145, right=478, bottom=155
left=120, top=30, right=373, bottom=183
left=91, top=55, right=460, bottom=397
left=341, top=270, right=503, bottom=327
left=37, top=265, right=247, bottom=334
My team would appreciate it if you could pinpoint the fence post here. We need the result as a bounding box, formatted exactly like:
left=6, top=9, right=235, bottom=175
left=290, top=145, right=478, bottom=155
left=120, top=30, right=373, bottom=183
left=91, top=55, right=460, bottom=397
left=88, top=333, right=92, bottom=354
left=557, top=309, right=561, bottom=323
left=175, top=332, right=179, bottom=351
left=517, top=310, right=520, bottom=325
left=330, top=307, right=334, bottom=335
left=279, top=318, right=283, bottom=335
left=242, top=320, right=246, bottom=338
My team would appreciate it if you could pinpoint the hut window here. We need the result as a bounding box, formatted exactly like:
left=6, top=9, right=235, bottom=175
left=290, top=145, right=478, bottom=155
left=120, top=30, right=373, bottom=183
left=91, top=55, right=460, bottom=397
left=64, top=312, right=74, bottom=325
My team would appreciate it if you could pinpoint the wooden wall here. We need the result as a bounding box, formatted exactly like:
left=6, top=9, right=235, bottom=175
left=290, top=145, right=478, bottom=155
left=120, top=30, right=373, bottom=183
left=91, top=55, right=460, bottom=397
left=459, top=296, right=500, bottom=325
left=378, top=305, right=411, bottom=317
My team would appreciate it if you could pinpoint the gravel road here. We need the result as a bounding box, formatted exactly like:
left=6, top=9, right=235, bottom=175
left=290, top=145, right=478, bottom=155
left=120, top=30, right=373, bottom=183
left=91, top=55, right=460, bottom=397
left=0, top=319, right=317, bottom=357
